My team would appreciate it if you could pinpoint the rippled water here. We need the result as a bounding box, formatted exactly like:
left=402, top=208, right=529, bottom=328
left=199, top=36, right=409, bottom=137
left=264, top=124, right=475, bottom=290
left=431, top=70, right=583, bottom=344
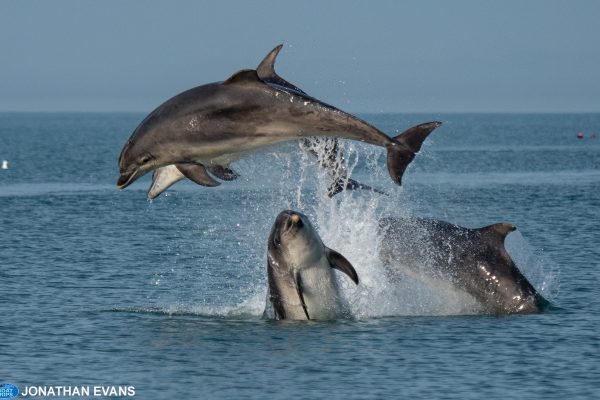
left=1, top=113, right=598, bottom=398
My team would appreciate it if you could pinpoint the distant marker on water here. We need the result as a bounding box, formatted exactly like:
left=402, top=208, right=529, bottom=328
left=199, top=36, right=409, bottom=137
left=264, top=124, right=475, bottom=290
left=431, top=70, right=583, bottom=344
left=576, top=131, right=584, bottom=139
left=1, top=160, right=8, bottom=170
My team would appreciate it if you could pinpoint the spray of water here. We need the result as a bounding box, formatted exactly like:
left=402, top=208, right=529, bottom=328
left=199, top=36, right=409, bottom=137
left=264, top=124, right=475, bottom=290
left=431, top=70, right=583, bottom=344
left=145, top=139, right=559, bottom=319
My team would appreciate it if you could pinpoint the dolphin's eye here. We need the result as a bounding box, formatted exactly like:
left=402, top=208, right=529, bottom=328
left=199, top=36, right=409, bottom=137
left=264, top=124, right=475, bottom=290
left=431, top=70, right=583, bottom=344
left=273, top=235, right=281, bottom=247
left=140, top=155, right=152, bottom=165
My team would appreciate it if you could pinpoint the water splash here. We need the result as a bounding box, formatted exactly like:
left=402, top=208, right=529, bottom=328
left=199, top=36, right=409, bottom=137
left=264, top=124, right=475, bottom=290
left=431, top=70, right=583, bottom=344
left=505, top=230, right=561, bottom=302
left=296, top=140, right=484, bottom=317
left=146, top=139, right=559, bottom=319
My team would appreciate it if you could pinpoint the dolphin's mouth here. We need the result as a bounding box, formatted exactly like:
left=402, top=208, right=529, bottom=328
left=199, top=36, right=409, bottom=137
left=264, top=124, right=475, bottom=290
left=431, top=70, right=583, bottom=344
left=116, top=169, right=139, bottom=190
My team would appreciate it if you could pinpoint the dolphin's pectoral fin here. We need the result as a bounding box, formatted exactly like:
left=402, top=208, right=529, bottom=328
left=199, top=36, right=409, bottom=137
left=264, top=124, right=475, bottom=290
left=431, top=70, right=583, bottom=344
left=478, top=223, right=516, bottom=245
left=386, top=121, right=443, bottom=186
left=224, top=69, right=263, bottom=85
left=295, top=272, right=310, bottom=320
left=327, top=178, right=386, bottom=198
left=325, top=248, right=359, bottom=285
left=256, top=44, right=307, bottom=94
left=147, top=165, right=185, bottom=199
left=175, top=164, right=220, bottom=187
left=148, top=163, right=230, bottom=198
left=207, top=165, right=240, bottom=181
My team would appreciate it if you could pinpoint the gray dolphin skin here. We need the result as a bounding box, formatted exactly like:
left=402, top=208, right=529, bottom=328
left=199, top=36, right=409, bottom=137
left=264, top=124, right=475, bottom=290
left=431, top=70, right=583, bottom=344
left=147, top=120, right=441, bottom=199
left=118, top=44, right=439, bottom=193
left=265, top=210, right=359, bottom=320
left=378, top=217, right=547, bottom=314
left=147, top=44, right=424, bottom=199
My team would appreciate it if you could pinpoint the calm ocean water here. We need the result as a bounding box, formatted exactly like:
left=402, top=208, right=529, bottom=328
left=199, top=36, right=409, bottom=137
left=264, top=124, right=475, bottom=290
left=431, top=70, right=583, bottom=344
left=1, top=112, right=598, bottom=399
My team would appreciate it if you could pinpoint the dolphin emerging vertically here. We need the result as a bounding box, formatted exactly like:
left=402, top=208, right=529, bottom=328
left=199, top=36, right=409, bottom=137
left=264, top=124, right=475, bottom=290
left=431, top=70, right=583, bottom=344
left=117, top=45, right=439, bottom=192
left=264, top=210, right=359, bottom=320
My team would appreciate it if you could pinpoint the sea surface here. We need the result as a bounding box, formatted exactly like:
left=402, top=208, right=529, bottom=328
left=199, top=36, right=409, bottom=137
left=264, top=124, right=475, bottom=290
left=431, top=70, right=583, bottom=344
left=1, top=112, right=598, bottom=399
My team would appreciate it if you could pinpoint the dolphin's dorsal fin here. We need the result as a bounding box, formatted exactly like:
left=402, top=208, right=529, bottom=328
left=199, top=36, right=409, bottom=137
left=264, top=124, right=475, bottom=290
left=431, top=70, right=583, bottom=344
left=256, top=44, right=306, bottom=94
left=478, top=223, right=516, bottom=244
left=224, top=69, right=263, bottom=85
left=325, top=247, right=359, bottom=284
left=257, top=44, right=283, bottom=77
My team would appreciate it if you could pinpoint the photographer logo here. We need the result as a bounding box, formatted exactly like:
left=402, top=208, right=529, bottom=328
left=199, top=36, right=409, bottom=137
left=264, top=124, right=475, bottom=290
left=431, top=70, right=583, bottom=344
left=0, top=384, right=19, bottom=399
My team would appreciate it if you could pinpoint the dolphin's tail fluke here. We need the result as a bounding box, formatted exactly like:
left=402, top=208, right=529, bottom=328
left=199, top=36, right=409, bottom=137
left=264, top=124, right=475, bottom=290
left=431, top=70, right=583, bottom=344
left=393, top=121, right=442, bottom=153
left=386, top=121, right=442, bottom=185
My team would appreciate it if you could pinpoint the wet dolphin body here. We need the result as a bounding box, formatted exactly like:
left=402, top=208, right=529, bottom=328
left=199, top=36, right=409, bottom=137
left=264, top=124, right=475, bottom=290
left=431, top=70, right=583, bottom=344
left=118, top=45, right=439, bottom=194
left=264, top=210, right=359, bottom=320
left=149, top=45, right=376, bottom=199
left=146, top=45, right=441, bottom=199
left=378, top=217, right=547, bottom=314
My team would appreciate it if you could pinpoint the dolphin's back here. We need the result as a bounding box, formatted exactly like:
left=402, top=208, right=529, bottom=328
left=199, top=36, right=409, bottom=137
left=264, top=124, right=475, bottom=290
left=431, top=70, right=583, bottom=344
left=132, top=72, right=395, bottom=155
left=378, top=217, right=543, bottom=314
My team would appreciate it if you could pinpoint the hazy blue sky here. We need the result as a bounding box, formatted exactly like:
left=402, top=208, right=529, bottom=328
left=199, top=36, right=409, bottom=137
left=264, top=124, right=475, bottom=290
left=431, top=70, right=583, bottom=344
left=1, top=0, right=599, bottom=112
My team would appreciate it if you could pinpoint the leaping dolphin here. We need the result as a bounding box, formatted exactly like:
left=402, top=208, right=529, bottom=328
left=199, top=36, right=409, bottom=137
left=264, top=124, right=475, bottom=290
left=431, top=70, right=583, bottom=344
left=264, top=210, right=359, bottom=320
left=118, top=45, right=440, bottom=193
left=378, top=217, right=547, bottom=314
left=147, top=45, right=401, bottom=199
left=146, top=45, right=441, bottom=199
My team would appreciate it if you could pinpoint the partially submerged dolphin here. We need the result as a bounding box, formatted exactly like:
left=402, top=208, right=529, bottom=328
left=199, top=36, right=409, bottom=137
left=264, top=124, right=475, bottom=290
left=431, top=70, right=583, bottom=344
left=118, top=45, right=439, bottom=194
left=378, top=217, right=547, bottom=314
left=264, top=210, right=359, bottom=320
